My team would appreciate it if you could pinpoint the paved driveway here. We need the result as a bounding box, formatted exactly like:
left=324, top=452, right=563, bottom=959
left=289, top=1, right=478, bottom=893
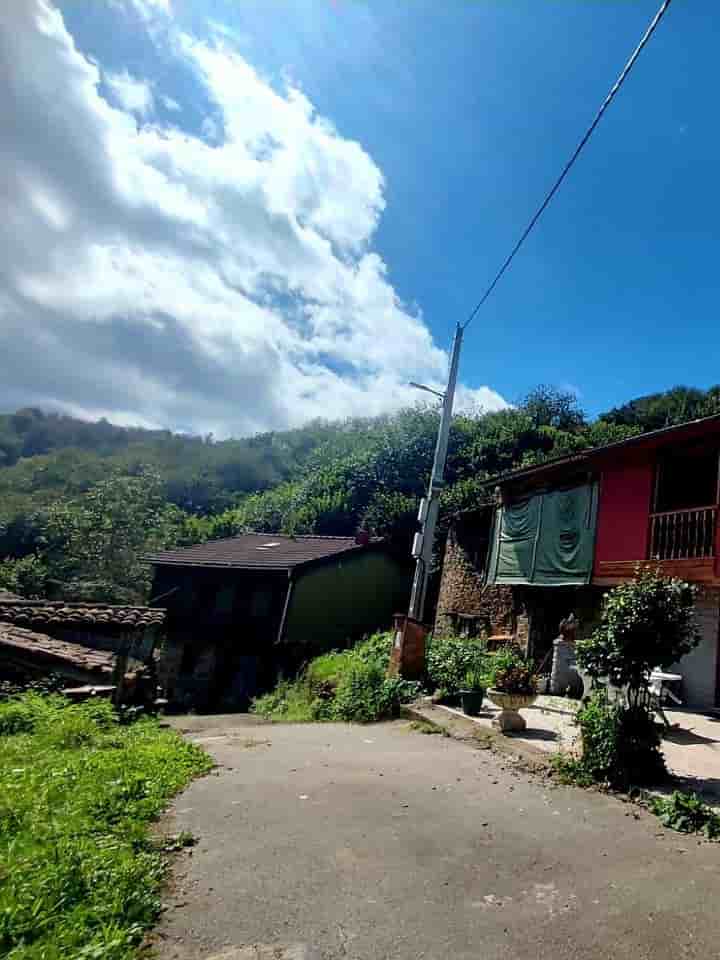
left=155, top=716, right=720, bottom=960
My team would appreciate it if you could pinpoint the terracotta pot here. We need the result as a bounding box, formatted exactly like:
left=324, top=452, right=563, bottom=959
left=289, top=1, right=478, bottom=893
left=487, top=689, right=537, bottom=733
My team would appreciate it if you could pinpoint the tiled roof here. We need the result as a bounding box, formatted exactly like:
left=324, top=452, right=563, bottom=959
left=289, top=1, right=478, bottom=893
left=0, top=601, right=165, bottom=630
left=0, top=622, right=115, bottom=676
left=144, top=533, right=381, bottom=571
left=0, top=589, right=21, bottom=601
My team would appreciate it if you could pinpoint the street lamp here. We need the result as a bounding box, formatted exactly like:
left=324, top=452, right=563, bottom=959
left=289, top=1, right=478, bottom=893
left=408, top=382, right=445, bottom=402
left=391, top=322, right=464, bottom=679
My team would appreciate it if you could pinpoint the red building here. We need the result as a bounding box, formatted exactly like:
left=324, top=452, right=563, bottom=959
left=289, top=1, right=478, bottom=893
left=434, top=414, right=720, bottom=709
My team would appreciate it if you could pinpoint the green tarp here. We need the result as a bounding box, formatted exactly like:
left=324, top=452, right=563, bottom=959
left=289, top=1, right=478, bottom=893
left=486, top=483, right=598, bottom=587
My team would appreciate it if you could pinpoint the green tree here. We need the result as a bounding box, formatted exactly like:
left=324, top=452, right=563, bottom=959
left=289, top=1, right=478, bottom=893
left=42, top=468, right=185, bottom=603
left=576, top=568, right=700, bottom=704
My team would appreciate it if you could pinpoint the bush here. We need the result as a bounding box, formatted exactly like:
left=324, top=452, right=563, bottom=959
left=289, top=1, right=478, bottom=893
left=555, top=690, right=666, bottom=789
left=251, top=632, right=419, bottom=724
left=332, top=660, right=419, bottom=723
left=576, top=568, right=699, bottom=701
left=426, top=635, right=487, bottom=698
left=353, top=631, right=394, bottom=670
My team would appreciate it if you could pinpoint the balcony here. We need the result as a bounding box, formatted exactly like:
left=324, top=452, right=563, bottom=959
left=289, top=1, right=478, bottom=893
left=649, top=506, right=717, bottom=562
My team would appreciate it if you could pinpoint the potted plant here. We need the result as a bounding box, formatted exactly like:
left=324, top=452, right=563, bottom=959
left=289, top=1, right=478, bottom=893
left=459, top=668, right=486, bottom=716
left=486, top=647, right=538, bottom=733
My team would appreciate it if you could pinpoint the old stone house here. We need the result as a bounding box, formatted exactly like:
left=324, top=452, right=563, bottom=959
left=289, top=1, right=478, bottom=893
left=0, top=599, right=165, bottom=692
left=145, top=533, right=411, bottom=710
left=435, top=413, right=720, bottom=709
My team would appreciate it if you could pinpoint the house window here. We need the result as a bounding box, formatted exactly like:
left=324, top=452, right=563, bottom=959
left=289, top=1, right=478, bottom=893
left=650, top=445, right=720, bottom=561
left=654, top=445, right=719, bottom=513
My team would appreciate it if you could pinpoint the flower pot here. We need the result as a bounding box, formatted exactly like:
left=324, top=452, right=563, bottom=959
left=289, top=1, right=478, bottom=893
left=460, top=689, right=485, bottom=716
left=487, top=689, right=537, bottom=733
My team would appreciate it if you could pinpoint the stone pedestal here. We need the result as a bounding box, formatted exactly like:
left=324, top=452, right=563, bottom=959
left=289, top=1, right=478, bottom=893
left=488, top=690, right=537, bottom=733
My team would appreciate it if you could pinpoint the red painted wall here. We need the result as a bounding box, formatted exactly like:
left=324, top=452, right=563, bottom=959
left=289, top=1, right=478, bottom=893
left=594, top=459, right=655, bottom=566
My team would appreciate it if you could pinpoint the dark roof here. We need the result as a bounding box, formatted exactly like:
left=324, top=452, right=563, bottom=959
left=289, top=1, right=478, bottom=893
left=0, top=601, right=165, bottom=630
left=144, top=533, right=381, bottom=571
left=484, top=412, right=720, bottom=488
left=0, top=622, right=115, bottom=676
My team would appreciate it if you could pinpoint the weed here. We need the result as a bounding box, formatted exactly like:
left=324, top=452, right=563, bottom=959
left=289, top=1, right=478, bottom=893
left=648, top=791, right=720, bottom=840
left=408, top=719, right=447, bottom=736
left=162, top=831, right=198, bottom=852
left=0, top=693, right=211, bottom=959
left=251, top=632, right=419, bottom=724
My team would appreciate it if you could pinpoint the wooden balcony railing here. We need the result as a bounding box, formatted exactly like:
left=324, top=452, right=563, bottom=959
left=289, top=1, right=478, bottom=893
left=649, top=506, right=717, bottom=561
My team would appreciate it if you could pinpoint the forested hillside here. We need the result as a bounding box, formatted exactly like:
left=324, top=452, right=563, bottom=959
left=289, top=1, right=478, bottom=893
left=1, top=384, right=718, bottom=603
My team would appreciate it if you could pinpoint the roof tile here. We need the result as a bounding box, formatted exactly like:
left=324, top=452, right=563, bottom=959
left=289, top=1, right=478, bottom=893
left=0, top=601, right=165, bottom=630
left=0, top=622, right=115, bottom=676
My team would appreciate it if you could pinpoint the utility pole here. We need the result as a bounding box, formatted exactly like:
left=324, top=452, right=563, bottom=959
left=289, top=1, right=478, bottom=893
left=391, top=322, right=463, bottom=678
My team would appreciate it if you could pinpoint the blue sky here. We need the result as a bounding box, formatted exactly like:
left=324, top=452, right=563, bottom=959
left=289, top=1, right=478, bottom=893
left=1, top=0, right=717, bottom=434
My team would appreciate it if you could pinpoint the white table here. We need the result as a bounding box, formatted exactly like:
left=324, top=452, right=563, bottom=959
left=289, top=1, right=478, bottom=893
left=650, top=671, right=683, bottom=705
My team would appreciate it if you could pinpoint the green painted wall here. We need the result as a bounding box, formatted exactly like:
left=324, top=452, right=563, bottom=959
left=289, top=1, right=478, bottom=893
left=283, top=551, right=410, bottom=650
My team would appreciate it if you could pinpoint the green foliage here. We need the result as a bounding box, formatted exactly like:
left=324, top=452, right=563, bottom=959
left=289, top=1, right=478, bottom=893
left=0, top=552, right=47, bottom=599
left=555, top=691, right=666, bottom=790
left=250, top=680, right=327, bottom=724
left=576, top=569, right=700, bottom=699
left=251, top=632, right=419, bottom=724
left=0, top=383, right=706, bottom=603
left=649, top=791, right=720, bottom=839
left=0, top=693, right=211, bottom=959
left=39, top=466, right=187, bottom=602
left=352, top=631, right=395, bottom=669
left=484, top=646, right=536, bottom=694
left=426, top=635, right=487, bottom=699
left=600, top=384, right=720, bottom=432
left=333, top=661, right=398, bottom=723
left=462, top=668, right=486, bottom=693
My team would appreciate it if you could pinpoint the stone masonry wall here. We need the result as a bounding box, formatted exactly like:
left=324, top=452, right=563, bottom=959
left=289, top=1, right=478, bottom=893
left=434, top=520, right=515, bottom=638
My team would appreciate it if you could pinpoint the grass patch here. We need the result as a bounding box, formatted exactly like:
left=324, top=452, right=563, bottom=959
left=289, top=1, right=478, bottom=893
left=0, top=693, right=212, bottom=959
left=252, top=632, right=420, bottom=724
left=408, top=719, right=447, bottom=736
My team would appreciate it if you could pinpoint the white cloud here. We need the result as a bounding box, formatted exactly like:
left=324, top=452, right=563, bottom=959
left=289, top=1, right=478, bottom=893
left=105, top=68, right=154, bottom=116
left=0, top=0, right=506, bottom=437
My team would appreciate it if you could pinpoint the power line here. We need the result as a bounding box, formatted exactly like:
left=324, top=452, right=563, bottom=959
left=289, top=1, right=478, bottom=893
left=462, top=0, right=674, bottom=331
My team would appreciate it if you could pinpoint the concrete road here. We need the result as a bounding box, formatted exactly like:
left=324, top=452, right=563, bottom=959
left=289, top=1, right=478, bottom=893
left=155, top=716, right=720, bottom=960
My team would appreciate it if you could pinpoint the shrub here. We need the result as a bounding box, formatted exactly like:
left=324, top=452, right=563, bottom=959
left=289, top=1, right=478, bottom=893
left=426, top=635, right=487, bottom=698
left=576, top=568, right=700, bottom=704
left=555, top=690, right=666, bottom=790
left=251, top=632, right=418, bottom=724
left=353, top=631, right=394, bottom=670
left=332, top=660, right=419, bottom=724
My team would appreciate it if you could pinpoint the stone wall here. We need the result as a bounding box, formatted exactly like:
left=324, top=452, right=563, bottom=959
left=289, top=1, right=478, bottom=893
left=434, top=513, right=516, bottom=639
